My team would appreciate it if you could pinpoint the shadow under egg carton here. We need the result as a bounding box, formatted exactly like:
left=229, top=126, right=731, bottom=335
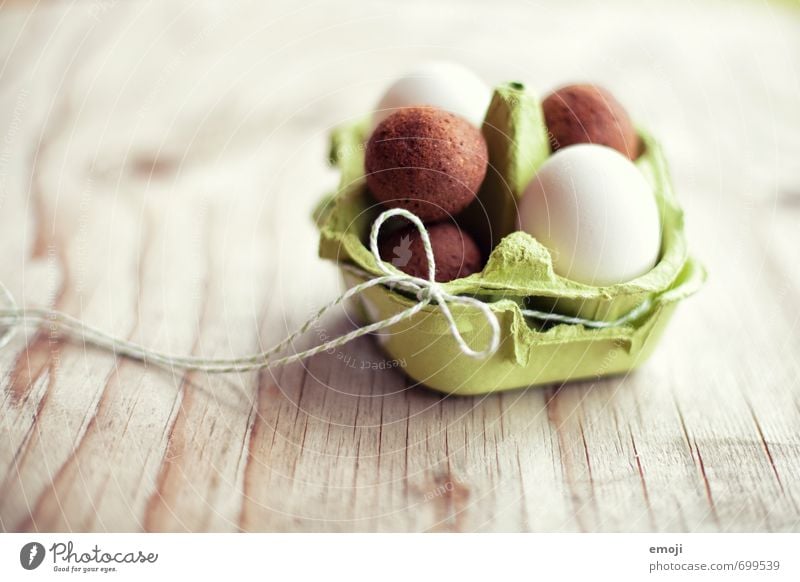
left=314, top=82, right=705, bottom=394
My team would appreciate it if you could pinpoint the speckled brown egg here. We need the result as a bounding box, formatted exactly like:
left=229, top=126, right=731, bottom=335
left=365, top=107, right=488, bottom=222
left=378, top=222, right=482, bottom=283
left=542, top=84, right=641, bottom=159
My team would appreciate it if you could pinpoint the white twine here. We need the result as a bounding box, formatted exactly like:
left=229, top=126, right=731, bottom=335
left=521, top=297, right=653, bottom=329
left=0, top=208, right=649, bottom=374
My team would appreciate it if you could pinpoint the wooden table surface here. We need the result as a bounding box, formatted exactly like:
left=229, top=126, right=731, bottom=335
left=1, top=0, right=799, bottom=533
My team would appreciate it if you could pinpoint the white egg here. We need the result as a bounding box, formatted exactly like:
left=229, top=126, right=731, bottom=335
left=372, top=61, right=491, bottom=130
left=517, top=144, right=661, bottom=286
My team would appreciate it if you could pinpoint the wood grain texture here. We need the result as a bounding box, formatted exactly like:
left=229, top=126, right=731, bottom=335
left=1, top=0, right=799, bottom=532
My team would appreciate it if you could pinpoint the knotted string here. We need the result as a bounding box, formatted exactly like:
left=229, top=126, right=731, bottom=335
left=0, top=208, right=649, bottom=374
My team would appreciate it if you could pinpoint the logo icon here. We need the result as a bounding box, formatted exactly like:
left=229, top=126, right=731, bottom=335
left=20, top=542, right=45, bottom=570
left=391, top=235, right=413, bottom=267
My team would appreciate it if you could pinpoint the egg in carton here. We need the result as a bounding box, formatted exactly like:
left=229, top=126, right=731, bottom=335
left=315, top=78, right=704, bottom=395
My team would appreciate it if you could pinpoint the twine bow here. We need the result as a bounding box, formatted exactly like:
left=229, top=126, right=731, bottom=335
left=0, top=208, right=650, bottom=374
left=365, top=208, right=501, bottom=359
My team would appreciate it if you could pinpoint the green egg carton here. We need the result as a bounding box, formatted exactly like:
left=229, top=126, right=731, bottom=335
left=314, top=82, right=705, bottom=395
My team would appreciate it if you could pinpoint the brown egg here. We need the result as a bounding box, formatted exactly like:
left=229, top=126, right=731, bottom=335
left=365, top=107, right=488, bottom=222
left=378, top=222, right=482, bottom=283
left=542, top=84, right=641, bottom=159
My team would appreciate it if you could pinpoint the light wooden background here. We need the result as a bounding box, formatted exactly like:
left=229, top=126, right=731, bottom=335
left=1, top=0, right=799, bottom=532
